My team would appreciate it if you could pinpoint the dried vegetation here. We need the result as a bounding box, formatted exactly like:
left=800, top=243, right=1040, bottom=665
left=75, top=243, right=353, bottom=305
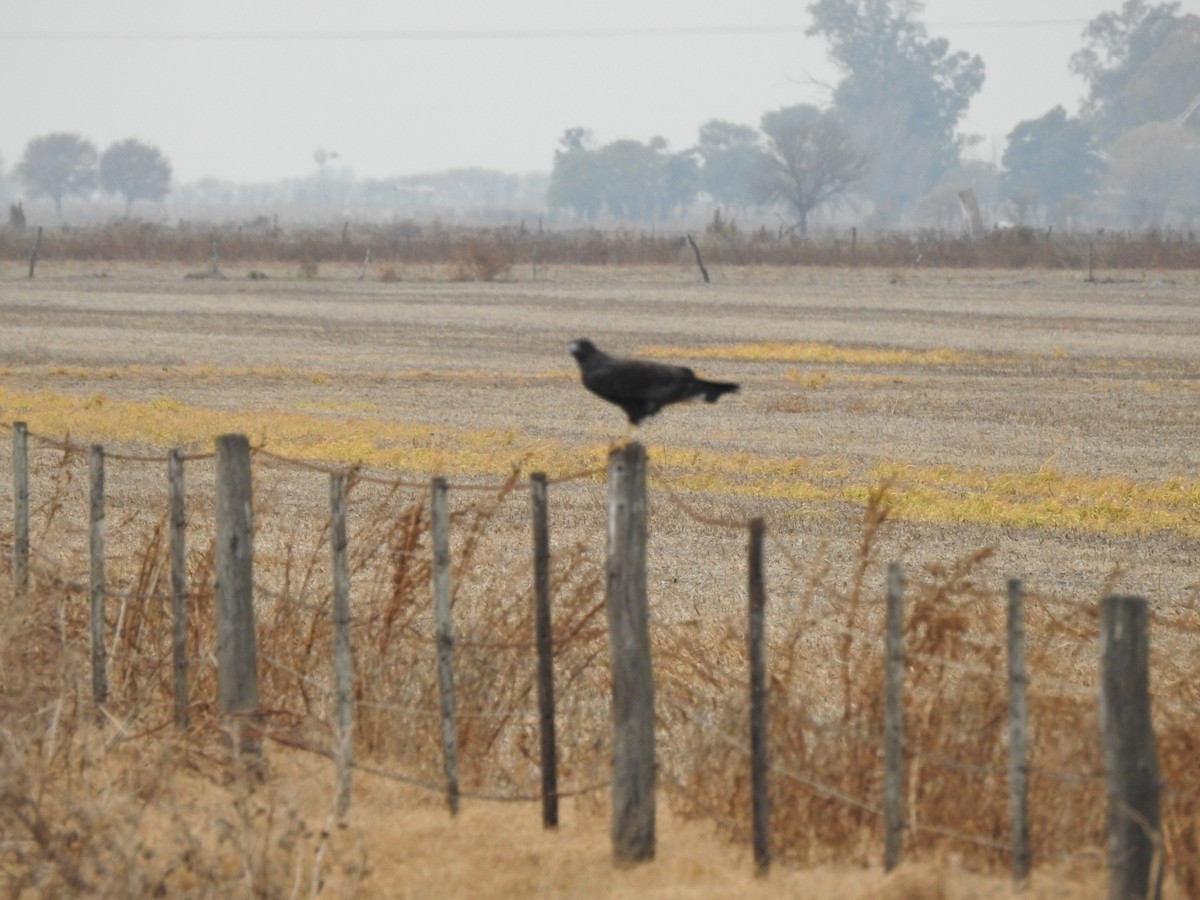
left=1, top=439, right=1198, bottom=896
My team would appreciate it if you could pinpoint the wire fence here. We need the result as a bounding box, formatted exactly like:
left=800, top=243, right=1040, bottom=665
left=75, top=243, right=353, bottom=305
left=4, top=421, right=1197, bottom=891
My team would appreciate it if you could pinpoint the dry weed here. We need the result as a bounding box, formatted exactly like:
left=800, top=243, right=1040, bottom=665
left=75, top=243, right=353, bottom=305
left=2, top=454, right=1198, bottom=893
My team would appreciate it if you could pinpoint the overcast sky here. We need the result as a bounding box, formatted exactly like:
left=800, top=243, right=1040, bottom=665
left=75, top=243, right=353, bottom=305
left=3, top=1, right=1182, bottom=184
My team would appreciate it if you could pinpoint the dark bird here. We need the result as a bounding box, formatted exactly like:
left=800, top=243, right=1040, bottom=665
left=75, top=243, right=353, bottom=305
left=569, top=338, right=739, bottom=427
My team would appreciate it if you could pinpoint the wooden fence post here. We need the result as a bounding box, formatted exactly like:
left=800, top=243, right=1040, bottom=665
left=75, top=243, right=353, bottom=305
left=747, top=517, right=770, bottom=876
left=12, top=422, right=29, bottom=594
left=330, top=471, right=354, bottom=818
left=531, top=472, right=559, bottom=829
left=215, top=434, right=260, bottom=756
left=1007, top=578, right=1031, bottom=885
left=883, top=561, right=905, bottom=872
left=169, top=449, right=189, bottom=729
left=686, top=233, right=710, bottom=283
left=1100, top=594, right=1162, bottom=900
left=27, top=226, right=42, bottom=278
left=431, top=476, right=460, bottom=815
left=89, top=444, right=108, bottom=705
left=605, top=442, right=655, bottom=864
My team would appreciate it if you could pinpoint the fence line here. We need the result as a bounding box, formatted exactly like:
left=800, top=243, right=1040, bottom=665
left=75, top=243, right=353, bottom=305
left=4, top=424, right=1180, bottom=892
left=16, top=423, right=603, bottom=493
left=431, top=476, right=460, bottom=816
left=89, top=443, right=107, bottom=705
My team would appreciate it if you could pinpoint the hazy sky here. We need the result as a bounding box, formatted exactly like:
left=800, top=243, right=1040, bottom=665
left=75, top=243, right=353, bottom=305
left=3, top=1, right=1187, bottom=184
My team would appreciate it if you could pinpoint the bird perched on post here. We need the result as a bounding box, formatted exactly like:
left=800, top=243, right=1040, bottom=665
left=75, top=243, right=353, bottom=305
left=568, top=339, right=739, bottom=435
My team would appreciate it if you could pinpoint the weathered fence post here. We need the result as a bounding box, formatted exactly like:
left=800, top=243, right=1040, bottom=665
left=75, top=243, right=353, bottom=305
left=1007, top=578, right=1031, bottom=885
left=1100, top=594, right=1162, bottom=900
left=89, top=444, right=108, bottom=705
left=330, top=471, right=354, bottom=818
left=169, top=449, right=189, bottom=729
left=747, top=517, right=770, bottom=876
left=883, top=561, right=905, bottom=872
left=605, top=442, right=655, bottom=864
left=215, top=433, right=260, bottom=756
left=27, top=226, right=42, bottom=278
left=531, top=472, right=559, bottom=829
left=686, top=233, right=710, bottom=283
left=12, top=422, right=29, bottom=593
left=431, top=476, right=460, bottom=815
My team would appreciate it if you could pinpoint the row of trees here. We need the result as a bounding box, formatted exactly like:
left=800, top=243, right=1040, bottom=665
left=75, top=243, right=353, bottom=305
left=6, top=3, right=1197, bottom=230
left=10, top=134, right=172, bottom=216
left=1002, top=0, right=1200, bottom=227
left=549, top=0, right=1200, bottom=230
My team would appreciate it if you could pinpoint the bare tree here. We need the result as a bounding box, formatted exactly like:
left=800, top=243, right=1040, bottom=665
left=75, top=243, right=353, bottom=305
left=755, top=105, right=870, bottom=235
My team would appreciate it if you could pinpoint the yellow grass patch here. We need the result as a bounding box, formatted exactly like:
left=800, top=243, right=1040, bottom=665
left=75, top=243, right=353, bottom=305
left=4, top=386, right=1196, bottom=539
left=640, top=341, right=975, bottom=367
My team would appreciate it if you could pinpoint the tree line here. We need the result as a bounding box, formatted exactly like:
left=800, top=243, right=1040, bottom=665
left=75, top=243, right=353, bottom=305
left=3, top=1, right=1198, bottom=232
left=10, top=135, right=171, bottom=218
left=548, top=0, right=1200, bottom=231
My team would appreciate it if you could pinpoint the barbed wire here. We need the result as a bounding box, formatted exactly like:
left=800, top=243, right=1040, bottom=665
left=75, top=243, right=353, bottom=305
left=908, top=819, right=1015, bottom=853
left=911, top=749, right=1008, bottom=778
left=1152, top=612, right=1200, bottom=637
left=660, top=692, right=884, bottom=818
left=660, top=768, right=753, bottom=844
left=25, top=430, right=214, bottom=463
left=648, top=464, right=753, bottom=530
left=546, top=464, right=607, bottom=486
left=763, top=529, right=811, bottom=577
left=1028, top=765, right=1106, bottom=788
left=907, top=649, right=1006, bottom=682
left=264, top=728, right=608, bottom=802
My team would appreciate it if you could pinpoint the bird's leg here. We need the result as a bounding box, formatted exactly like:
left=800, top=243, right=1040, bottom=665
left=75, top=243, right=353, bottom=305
left=610, top=421, right=636, bottom=453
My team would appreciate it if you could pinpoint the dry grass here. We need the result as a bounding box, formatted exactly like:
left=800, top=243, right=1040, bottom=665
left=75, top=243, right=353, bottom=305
left=0, top=264, right=1197, bottom=895
left=4, top=382, right=1196, bottom=540
left=4, top=220, right=1200, bottom=273
left=1, top=447, right=1197, bottom=896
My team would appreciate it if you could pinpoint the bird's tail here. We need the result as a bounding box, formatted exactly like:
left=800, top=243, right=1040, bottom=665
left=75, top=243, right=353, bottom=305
left=698, top=379, right=739, bottom=403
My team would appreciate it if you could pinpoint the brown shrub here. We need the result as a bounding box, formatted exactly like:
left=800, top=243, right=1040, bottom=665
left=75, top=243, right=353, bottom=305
left=449, top=237, right=513, bottom=282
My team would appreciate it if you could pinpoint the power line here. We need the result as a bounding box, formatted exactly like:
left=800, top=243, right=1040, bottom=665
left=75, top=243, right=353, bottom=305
left=0, top=20, right=1093, bottom=42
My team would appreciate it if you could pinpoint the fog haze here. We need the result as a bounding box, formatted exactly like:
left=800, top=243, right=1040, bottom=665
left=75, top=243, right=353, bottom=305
left=1, top=1, right=1161, bottom=183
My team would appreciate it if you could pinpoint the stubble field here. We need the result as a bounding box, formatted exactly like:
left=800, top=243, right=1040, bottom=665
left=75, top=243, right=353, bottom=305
left=3, top=262, right=1197, bottom=601
left=1, top=261, right=1198, bottom=897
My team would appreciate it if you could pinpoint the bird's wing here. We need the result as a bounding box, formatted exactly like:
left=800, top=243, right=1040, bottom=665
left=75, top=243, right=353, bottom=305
left=584, top=359, right=691, bottom=403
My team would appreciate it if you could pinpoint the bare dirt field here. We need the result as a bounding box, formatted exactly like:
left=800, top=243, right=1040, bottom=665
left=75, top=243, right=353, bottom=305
left=2, top=262, right=1197, bottom=603
left=1, top=261, right=1198, bottom=896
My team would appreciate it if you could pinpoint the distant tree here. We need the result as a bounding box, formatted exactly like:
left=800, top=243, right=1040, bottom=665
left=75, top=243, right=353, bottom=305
left=596, top=138, right=669, bottom=220
left=660, top=147, right=701, bottom=216
left=694, top=120, right=764, bottom=208
left=754, top=105, right=870, bottom=235
left=558, top=127, right=593, bottom=154
left=807, top=0, right=985, bottom=223
left=99, top=139, right=172, bottom=214
left=0, top=154, right=9, bottom=202
left=548, top=128, right=603, bottom=219
left=1001, top=107, right=1103, bottom=223
left=548, top=130, right=697, bottom=221
left=1103, top=121, right=1200, bottom=227
left=1070, top=1, right=1200, bottom=141
left=15, top=132, right=98, bottom=216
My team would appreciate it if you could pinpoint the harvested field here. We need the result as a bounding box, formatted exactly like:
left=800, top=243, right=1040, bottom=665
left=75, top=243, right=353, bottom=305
left=2, top=263, right=1197, bottom=600
left=0, top=262, right=1197, bottom=897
